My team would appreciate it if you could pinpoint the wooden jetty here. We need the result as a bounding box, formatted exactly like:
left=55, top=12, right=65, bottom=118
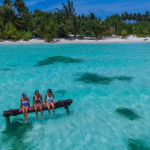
left=3, top=99, right=73, bottom=123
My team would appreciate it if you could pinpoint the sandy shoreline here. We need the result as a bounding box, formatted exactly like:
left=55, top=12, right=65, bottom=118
left=0, top=37, right=150, bottom=44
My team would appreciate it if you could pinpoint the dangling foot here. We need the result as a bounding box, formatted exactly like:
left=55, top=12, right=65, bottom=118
left=41, top=117, right=43, bottom=120
left=26, top=120, right=29, bottom=122
left=53, top=114, right=56, bottom=117
left=37, top=117, right=39, bottom=119
left=25, top=120, right=27, bottom=124
left=48, top=114, right=50, bottom=117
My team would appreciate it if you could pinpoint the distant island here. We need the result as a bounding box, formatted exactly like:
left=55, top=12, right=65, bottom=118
left=0, top=0, right=150, bottom=42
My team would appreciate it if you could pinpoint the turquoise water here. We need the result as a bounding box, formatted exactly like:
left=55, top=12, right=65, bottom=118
left=0, top=43, right=150, bottom=150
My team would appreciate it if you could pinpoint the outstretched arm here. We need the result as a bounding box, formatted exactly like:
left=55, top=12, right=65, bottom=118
left=20, top=98, right=22, bottom=110
left=52, top=93, right=55, bottom=102
left=40, top=94, right=43, bottom=103
left=27, top=97, right=30, bottom=107
left=32, top=96, right=35, bottom=107
left=44, top=94, right=47, bottom=103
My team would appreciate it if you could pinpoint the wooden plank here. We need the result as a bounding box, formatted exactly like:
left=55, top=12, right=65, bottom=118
left=3, top=99, right=73, bottom=117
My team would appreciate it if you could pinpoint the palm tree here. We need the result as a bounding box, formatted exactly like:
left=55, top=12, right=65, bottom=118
left=1, top=0, right=11, bottom=5
left=20, top=6, right=32, bottom=30
left=13, top=0, right=26, bottom=14
left=121, top=13, right=126, bottom=21
left=0, top=4, right=22, bottom=27
left=81, top=14, right=85, bottom=20
left=145, top=11, right=149, bottom=22
left=128, top=13, right=132, bottom=22
left=136, top=13, right=142, bottom=22
left=65, top=15, right=81, bottom=38
left=132, top=13, right=137, bottom=22
left=55, top=0, right=76, bottom=19
left=90, top=13, right=96, bottom=20
left=92, top=19, right=105, bottom=39
left=124, top=12, right=129, bottom=22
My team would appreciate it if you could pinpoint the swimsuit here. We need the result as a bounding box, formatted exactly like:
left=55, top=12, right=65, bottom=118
left=46, top=95, right=53, bottom=103
left=35, top=96, right=41, bottom=106
left=22, top=97, right=28, bottom=107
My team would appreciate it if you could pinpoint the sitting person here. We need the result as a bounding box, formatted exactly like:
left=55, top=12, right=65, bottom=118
left=33, top=90, right=43, bottom=119
left=44, top=89, right=56, bottom=116
left=20, top=93, right=30, bottom=124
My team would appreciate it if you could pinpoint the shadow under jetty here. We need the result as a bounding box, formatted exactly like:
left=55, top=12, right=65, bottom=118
left=115, top=107, right=141, bottom=121
left=128, top=138, right=150, bottom=150
left=36, top=56, right=83, bottom=66
left=1, top=118, right=33, bottom=149
left=75, top=73, right=133, bottom=85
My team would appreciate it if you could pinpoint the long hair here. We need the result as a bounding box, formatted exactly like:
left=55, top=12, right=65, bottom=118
left=35, top=90, right=39, bottom=95
left=47, top=89, right=52, bottom=93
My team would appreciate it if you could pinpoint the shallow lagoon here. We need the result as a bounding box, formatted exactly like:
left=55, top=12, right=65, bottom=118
left=0, top=43, right=150, bottom=149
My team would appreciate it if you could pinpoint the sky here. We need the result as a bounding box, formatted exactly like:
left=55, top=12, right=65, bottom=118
left=24, top=0, right=150, bottom=20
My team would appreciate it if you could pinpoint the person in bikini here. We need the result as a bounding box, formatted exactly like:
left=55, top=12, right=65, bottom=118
left=44, top=89, right=55, bottom=117
left=20, top=93, right=30, bottom=124
left=33, top=90, right=43, bottom=119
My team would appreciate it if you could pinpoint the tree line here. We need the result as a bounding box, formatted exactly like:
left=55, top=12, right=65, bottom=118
left=0, top=0, right=150, bottom=41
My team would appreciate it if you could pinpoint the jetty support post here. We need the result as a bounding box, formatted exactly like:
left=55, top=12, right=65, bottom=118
left=64, top=105, right=69, bottom=114
left=5, top=116, right=10, bottom=125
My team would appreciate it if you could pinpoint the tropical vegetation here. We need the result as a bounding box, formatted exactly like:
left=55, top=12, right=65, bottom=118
left=0, top=0, right=150, bottom=41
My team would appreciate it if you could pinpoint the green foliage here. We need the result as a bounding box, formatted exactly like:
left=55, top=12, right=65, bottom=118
left=45, top=22, right=59, bottom=37
left=79, top=31, right=84, bottom=39
left=44, top=34, right=52, bottom=42
left=21, top=30, right=32, bottom=41
left=0, top=0, right=150, bottom=40
left=121, top=29, right=127, bottom=36
left=136, top=34, right=149, bottom=38
left=0, top=21, right=20, bottom=39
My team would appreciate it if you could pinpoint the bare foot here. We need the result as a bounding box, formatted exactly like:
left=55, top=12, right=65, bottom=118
left=41, top=117, right=43, bottom=120
left=48, top=114, right=50, bottom=117
left=53, top=114, right=56, bottom=117
left=25, top=121, right=27, bottom=124
left=37, top=117, right=39, bottom=119
left=26, top=120, right=29, bottom=122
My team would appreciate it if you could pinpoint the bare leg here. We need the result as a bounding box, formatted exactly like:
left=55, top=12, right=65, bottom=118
left=22, top=107, right=26, bottom=123
left=46, top=102, right=50, bottom=116
left=34, top=104, right=39, bottom=119
left=25, top=106, right=29, bottom=122
left=39, top=104, right=43, bottom=119
left=50, top=102, right=55, bottom=117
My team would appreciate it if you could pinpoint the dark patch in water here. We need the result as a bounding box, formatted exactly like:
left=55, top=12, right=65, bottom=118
left=75, top=73, right=132, bottom=84
left=114, top=76, right=133, bottom=82
left=55, top=90, right=66, bottom=97
left=36, top=56, right=83, bottom=66
left=1, top=68, right=11, bottom=71
left=115, top=107, right=141, bottom=120
left=128, top=138, right=150, bottom=150
left=1, top=118, right=33, bottom=149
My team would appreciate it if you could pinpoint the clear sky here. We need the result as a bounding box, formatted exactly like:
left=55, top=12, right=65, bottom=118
left=24, top=0, right=150, bottom=20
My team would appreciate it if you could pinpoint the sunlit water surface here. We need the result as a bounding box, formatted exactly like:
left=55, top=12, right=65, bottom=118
left=0, top=43, right=150, bottom=150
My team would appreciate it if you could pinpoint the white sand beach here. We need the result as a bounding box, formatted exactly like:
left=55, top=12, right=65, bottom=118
left=0, top=37, right=150, bottom=44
